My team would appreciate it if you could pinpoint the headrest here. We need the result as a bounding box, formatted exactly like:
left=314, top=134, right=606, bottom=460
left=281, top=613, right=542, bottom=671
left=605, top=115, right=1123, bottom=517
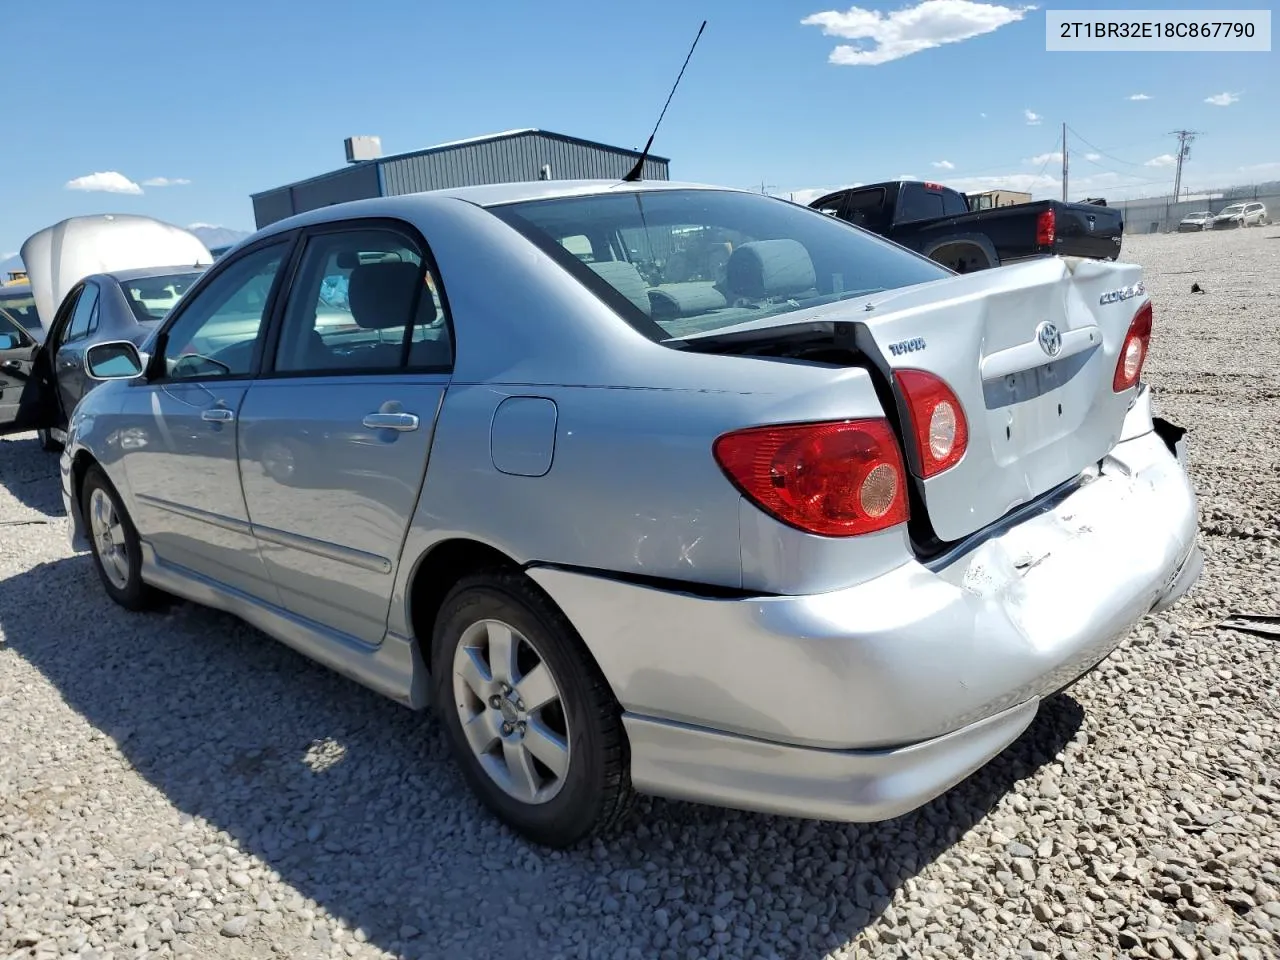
left=725, top=240, right=816, bottom=300
left=586, top=260, right=651, bottom=315
left=348, top=262, right=435, bottom=329
left=647, top=282, right=727, bottom=322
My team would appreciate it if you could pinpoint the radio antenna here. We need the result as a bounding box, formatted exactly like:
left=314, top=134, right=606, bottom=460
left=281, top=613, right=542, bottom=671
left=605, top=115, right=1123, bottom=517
left=622, top=20, right=707, bottom=183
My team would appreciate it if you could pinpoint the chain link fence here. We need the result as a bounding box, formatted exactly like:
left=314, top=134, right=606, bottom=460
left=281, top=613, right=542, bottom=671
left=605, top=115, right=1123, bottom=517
left=1113, top=181, right=1279, bottom=234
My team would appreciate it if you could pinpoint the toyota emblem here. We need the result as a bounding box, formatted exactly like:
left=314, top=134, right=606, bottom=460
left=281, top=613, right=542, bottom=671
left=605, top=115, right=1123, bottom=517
left=1036, top=321, right=1062, bottom=357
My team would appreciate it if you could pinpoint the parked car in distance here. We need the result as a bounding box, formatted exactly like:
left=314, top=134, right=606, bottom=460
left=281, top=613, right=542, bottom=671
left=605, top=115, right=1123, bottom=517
left=1178, top=211, right=1212, bottom=232
left=4, top=266, right=206, bottom=450
left=8, top=215, right=212, bottom=450
left=5, top=180, right=1202, bottom=848
left=1211, top=202, right=1268, bottom=229
left=808, top=180, right=1124, bottom=273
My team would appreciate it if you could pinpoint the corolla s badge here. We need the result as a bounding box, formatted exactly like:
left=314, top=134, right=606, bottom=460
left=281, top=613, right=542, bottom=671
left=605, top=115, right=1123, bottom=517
left=1036, top=321, right=1063, bottom=358
left=1099, top=281, right=1145, bottom=305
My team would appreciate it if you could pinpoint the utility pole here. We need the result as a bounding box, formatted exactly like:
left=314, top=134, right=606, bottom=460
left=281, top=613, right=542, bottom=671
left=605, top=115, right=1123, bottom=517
left=1169, top=130, right=1200, bottom=200
left=1061, top=122, right=1069, bottom=202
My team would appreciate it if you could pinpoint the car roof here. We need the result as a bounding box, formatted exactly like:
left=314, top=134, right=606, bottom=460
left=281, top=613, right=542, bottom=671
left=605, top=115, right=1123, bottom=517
left=92, top=264, right=210, bottom=284
left=256, top=179, right=750, bottom=238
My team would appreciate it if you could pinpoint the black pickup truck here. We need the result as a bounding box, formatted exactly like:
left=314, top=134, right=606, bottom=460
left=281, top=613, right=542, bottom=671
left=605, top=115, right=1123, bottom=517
left=808, top=180, right=1124, bottom=273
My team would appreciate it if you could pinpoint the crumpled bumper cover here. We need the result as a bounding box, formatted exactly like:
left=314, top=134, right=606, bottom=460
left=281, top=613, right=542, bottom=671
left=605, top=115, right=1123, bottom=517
left=530, top=391, right=1201, bottom=823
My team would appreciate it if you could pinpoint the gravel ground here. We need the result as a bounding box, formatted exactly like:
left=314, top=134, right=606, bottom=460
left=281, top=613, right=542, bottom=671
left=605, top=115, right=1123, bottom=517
left=2, top=227, right=1278, bottom=960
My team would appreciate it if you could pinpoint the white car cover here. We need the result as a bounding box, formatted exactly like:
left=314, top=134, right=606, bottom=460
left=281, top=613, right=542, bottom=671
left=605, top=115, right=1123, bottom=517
left=19, top=214, right=213, bottom=326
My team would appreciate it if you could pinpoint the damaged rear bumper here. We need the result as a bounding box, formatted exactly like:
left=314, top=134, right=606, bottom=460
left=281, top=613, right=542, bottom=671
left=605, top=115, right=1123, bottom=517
left=530, top=386, right=1201, bottom=823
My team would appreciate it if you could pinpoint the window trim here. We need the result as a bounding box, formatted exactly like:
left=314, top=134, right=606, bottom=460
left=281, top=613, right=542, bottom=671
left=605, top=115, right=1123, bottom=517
left=255, top=216, right=456, bottom=381
left=144, top=232, right=301, bottom=386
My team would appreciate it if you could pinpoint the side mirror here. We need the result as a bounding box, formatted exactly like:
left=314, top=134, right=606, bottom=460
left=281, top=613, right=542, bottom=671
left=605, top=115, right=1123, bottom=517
left=0, top=332, right=21, bottom=350
left=85, top=340, right=147, bottom=381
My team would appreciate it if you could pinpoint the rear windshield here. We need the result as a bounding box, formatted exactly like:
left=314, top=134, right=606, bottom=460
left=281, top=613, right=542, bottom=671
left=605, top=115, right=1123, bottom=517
left=119, top=272, right=204, bottom=322
left=490, top=189, right=950, bottom=340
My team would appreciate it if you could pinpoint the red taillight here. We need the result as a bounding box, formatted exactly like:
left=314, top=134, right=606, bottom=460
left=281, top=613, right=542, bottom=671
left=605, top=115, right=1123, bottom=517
left=1113, top=301, right=1153, bottom=392
left=894, top=370, right=969, bottom=478
left=712, top=419, right=909, bottom=537
left=1036, top=208, right=1056, bottom=246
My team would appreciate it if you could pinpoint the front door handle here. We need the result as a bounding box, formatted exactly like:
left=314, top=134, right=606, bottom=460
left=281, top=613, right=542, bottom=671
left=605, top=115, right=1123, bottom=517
left=362, top=412, right=419, bottom=432
left=202, top=408, right=235, bottom=423
left=1, top=359, right=20, bottom=369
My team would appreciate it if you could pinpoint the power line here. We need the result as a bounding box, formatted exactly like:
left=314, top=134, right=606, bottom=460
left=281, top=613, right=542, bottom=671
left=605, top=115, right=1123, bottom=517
left=1065, top=126, right=1149, bottom=168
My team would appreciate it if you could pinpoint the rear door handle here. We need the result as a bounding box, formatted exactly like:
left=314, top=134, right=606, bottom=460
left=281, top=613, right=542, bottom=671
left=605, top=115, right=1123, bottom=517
left=362, top=412, right=419, bottom=432
left=202, top=408, right=235, bottom=423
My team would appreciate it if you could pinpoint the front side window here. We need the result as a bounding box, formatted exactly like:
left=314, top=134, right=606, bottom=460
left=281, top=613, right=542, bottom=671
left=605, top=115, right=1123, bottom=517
left=0, top=292, right=40, bottom=337
left=811, top=193, right=847, bottom=218
left=0, top=310, right=30, bottom=345
left=64, top=284, right=99, bottom=343
left=120, top=272, right=204, bottom=323
left=160, top=243, right=287, bottom=380
left=273, top=227, right=451, bottom=375
left=491, top=189, right=949, bottom=339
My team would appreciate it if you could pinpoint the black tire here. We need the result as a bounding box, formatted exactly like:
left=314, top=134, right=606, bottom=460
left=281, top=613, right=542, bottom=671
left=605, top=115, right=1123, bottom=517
left=430, top=570, right=634, bottom=848
left=38, top=428, right=63, bottom=453
left=81, top=464, right=159, bottom=611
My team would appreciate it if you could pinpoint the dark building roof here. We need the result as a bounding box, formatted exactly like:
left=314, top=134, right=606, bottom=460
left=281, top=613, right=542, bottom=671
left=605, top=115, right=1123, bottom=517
left=250, top=128, right=670, bottom=200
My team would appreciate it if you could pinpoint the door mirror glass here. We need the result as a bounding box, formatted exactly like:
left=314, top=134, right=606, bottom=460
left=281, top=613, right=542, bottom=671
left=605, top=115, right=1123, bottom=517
left=0, top=332, right=19, bottom=350
left=86, top=340, right=145, bottom=380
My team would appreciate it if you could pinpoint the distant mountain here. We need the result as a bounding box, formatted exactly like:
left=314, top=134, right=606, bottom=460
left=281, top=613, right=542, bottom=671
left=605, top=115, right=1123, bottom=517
left=0, top=252, right=21, bottom=276
left=188, top=225, right=253, bottom=251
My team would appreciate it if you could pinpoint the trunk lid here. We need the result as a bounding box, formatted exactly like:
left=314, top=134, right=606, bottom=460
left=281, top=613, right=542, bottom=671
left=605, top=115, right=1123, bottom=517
left=682, top=256, right=1150, bottom=543
left=20, top=214, right=213, bottom=326
left=1054, top=202, right=1124, bottom=260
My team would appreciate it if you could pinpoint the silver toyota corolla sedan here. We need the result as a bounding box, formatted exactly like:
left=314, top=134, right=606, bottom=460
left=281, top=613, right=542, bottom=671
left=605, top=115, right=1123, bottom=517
left=9, top=180, right=1202, bottom=847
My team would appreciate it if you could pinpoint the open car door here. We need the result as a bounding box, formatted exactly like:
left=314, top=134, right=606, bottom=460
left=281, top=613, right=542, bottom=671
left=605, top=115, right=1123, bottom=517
left=0, top=307, right=56, bottom=436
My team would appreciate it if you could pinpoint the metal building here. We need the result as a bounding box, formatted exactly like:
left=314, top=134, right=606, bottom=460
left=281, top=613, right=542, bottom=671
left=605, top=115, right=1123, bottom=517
left=251, top=129, right=671, bottom=229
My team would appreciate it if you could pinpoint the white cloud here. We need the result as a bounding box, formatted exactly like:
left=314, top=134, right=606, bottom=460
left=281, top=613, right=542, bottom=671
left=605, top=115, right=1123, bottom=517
left=895, top=173, right=917, bottom=180
left=142, top=177, right=191, bottom=187
left=1024, top=109, right=1042, bottom=125
left=801, top=0, right=1035, bottom=66
left=1238, top=161, right=1280, bottom=174
left=980, top=112, right=987, bottom=118
left=1145, top=154, right=1177, bottom=168
left=1128, top=93, right=1151, bottom=101
left=947, top=173, right=1059, bottom=194
left=64, top=171, right=143, bottom=195
left=187, top=222, right=223, bottom=229
left=932, top=159, right=956, bottom=170
left=1205, top=91, right=1240, bottom=106
left=1027, top=151, right=1063, bottom=165
left=1085, top=153, right=1102, bottom=162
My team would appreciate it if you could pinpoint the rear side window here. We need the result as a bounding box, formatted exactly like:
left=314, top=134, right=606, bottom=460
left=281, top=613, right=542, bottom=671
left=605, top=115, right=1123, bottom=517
left=844, top=188, right=886, bottom=229
left=64, top=283, right=99, bottom=343
left=272, top=227, right=451, bottom=375
left=491, top=188, right=949, bottom=341
left=941, top=190, right=968, bottom=217
left=897, top=185, right=946, bottom=223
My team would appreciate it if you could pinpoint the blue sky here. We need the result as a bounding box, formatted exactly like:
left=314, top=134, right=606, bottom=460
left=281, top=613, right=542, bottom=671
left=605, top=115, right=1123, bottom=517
left=1, top=0, right=1275, bottom=258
